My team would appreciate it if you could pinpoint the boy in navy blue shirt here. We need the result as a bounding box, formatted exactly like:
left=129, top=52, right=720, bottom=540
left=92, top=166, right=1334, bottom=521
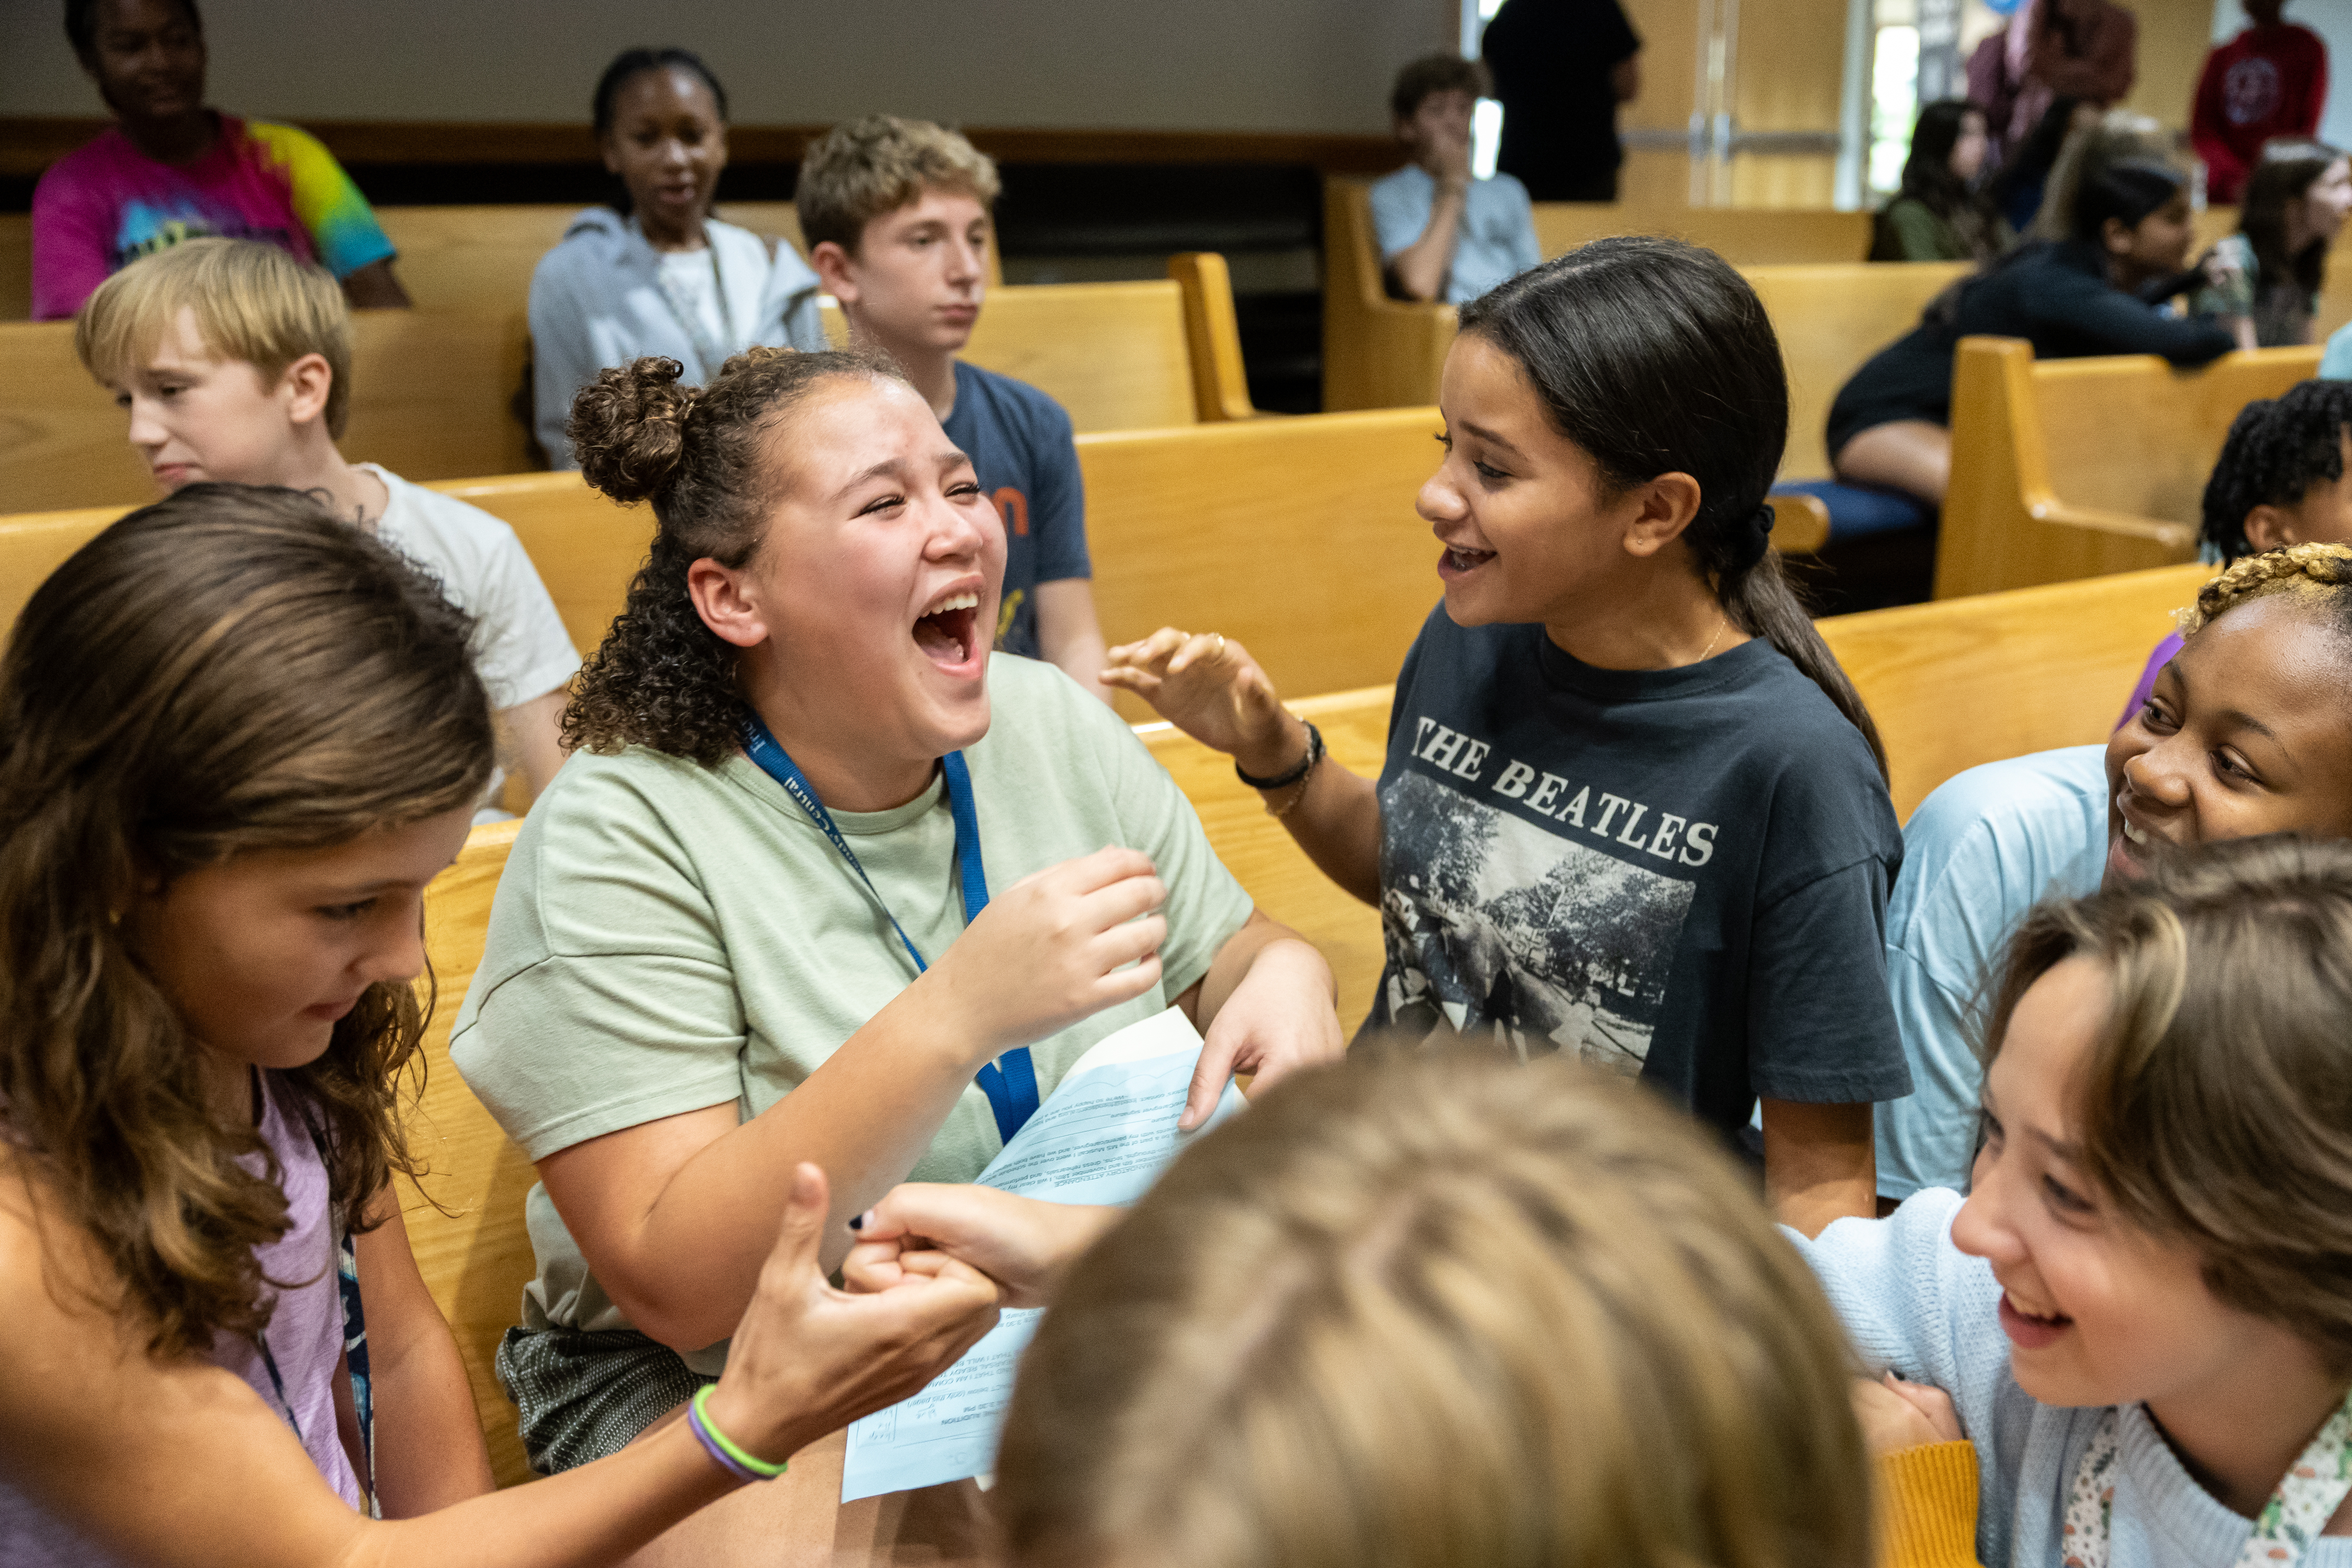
left=799, top=116, right=1107, bottom=701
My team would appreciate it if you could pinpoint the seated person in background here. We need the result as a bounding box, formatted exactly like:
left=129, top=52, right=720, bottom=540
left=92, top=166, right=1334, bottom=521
left=77, top=238, right=579, bottom=815
left=1872, top=99, right=2015, bottom=264
left=1829, top=149, right=2233, bottom=506
left=2119, top=377, right=2352, bottom=718
left=2191, top=0, right=2331, bottom=206
left=33, top=0, right=407, bottom=320
left=451, top=347, right=1342, bottom=1559
left=1967, top=0, right=2137, bottom=165
left=0, top=487, right=998, bottom=1565
left=529, top=47, right=825, bottom=470
left=1371, top=54, right=1542, bottom=305
left=1876, top=543, right=2352, bottom=1200
left=1800, top=838, right=2352, bottom=1568
left=846, top=1050, right=1881, bottom=1568
left=2327, top=319, right=2352, bottom=380
left=2194, top=139, right=2350, bottom=350
left=799, top=116, right=1110, bottom=700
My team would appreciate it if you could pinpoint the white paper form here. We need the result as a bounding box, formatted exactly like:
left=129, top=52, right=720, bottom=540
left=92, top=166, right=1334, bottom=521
left=839, top=1007, right=1244, bottom=1502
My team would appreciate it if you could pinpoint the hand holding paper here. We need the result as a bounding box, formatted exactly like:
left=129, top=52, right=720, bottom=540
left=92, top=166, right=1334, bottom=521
left=844, top=1188, right=1119, bottom=1310
left=838, top=1007, right=1246, bottom=1503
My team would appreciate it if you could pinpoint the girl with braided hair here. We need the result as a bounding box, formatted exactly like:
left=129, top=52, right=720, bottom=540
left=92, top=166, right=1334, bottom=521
left=1880, top=542, right=2352, bottom=1199
left=1108, top=237, right=1908, bottom=1237
left=2114, top=378, right=2352, bottom=722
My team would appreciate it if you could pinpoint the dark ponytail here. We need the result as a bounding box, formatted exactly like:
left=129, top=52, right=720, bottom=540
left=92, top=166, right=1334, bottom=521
left=1456, top=237, right=1887, bottom=780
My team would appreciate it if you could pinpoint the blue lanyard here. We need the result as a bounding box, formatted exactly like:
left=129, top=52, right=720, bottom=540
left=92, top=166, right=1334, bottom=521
left=739, top=714, right=1040, bottom=1142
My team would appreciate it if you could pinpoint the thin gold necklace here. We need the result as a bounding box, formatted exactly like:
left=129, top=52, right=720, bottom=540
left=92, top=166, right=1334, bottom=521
left=1696, top=613, right=1729, bottom=664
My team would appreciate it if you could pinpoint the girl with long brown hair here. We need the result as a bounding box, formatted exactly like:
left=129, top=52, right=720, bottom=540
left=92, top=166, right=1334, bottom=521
left=0, top=485, right=997, bottom=1566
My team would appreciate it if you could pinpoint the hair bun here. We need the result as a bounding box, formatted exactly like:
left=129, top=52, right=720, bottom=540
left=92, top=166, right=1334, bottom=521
left=568, top=357, right=696, bottom=503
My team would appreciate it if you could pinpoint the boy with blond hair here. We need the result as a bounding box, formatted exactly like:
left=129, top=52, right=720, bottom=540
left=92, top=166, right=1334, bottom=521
left=75, top=237, right=579, bottom=813
left=797, top=116, right=1108, bottom=702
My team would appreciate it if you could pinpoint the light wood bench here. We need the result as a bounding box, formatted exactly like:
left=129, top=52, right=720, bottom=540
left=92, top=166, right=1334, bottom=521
left=400, top=817, right=538, bottom=1487
left=0, top=410, right=1826, bottom=697
left=1320, top=174, right=1968, bottom=482
left=1532, top=203, right=1873, bottom=266
left=1937, top=337, right=2321, bottom=601
left=0, top=309, right=532, bottom=513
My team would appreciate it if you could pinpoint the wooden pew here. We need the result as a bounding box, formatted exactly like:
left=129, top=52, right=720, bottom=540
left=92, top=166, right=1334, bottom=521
left=1936, top=337, right=2320, bottom=601
left=1140, top=687, right=1391, bottom=1023
left=1531, top=204, right=1872, bottom=266
left=0, top=308, right=531, bottom=513
left=1320, top=180, right=1459, bottom=415
left=400, top=817, right=539, bottom=1487
left=1319, top=174, right=1968, bottom=474
left=1746, top=261, right=1970, bottom=480
left=0, top=410, right=1826, bottom=697
left=1819, top=561, right=2211, bottom=819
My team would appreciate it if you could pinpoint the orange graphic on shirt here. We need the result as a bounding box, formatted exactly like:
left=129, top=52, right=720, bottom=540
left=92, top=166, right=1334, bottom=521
left=993, top=486, right=1029, bottom=537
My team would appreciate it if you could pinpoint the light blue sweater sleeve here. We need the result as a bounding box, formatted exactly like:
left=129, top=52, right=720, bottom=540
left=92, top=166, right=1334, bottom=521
left=2322, top=320, right=2352, bottom=381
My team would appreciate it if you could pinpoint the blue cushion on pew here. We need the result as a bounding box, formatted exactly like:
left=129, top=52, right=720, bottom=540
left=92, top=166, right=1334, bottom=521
left=1770, top=479, right=1934, bottom=541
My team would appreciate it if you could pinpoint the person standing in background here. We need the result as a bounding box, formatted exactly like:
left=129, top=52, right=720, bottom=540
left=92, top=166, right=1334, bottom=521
left=32, top=0, right=409, bottom=321
left=2191, top=0, right=2330, bottom=204
left=1967, top=0, right=2138, bottom=165
left=1480, top=0, right=1642, bottom=204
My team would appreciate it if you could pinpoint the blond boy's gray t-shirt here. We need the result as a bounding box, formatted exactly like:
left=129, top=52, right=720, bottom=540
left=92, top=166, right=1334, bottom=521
left=450, top=656, right=1252, bottom=1372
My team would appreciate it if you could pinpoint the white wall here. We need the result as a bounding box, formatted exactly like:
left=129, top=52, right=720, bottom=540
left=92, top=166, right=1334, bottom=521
left=0, top=0, right=1456, bottom=135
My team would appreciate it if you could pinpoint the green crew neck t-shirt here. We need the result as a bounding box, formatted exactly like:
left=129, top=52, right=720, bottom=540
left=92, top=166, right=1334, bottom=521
left=450, top=656, right=1253, bottom=1372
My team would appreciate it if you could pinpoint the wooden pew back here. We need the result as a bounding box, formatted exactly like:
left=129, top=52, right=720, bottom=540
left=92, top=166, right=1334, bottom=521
left=1079, top=408, right=1443, bottom=721
left=378, top=202, right=840, bottom=316
left=1822, top=561, right=2212, bottom=819
left=426, top=472, right=651, bottom=655
left=1938, top=338, right=2320, bottom=600
left=1320, top=179, right=1459, bottom=414
left=0, top=309, right=531, bottom=514
left=1532, top=204, right=1873, bottom=265
left=401, top=818, right=539, bottom=1487
left=1745, top=261, right=1970, bottom=480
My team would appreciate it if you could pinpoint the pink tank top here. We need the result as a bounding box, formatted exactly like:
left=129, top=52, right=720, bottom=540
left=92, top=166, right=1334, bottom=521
left=0, top=1073, right=366, bottom=1563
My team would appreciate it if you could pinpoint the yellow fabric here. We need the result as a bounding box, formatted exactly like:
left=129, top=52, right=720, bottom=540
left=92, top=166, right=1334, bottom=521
left=1876, top=1440, right=1986, bottom=1568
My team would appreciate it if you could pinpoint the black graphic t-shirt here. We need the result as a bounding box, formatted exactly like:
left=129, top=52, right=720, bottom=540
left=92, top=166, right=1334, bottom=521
left=1367, top=607, right=1911, bottom=1140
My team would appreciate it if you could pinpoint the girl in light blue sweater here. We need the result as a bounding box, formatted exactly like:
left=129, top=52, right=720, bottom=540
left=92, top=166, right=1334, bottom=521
left=1795, top=834, right=2352, bottom=1568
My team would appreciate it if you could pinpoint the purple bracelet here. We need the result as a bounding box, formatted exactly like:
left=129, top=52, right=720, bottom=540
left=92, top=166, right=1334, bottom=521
left=686, top=1386, right=780, bottom=1484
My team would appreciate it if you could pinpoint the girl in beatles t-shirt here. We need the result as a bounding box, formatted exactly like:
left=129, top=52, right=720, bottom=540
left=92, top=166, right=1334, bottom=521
left=1108, top=237, right=1911, bottom=1236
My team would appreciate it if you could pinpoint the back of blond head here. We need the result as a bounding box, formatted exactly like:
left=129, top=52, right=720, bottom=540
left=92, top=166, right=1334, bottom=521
left=75, top=238, right=353, bottom=438
left=795, top=115, right=1001, bottom=254
left=995, top=1049, right=1872, bottom=1568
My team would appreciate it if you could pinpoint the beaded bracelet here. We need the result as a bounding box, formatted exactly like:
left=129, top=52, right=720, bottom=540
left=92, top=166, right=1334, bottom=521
left=688, top=1384, right=789, bottom=1483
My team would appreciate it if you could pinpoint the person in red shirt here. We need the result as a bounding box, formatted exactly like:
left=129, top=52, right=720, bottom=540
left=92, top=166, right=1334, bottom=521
left=2192, top=0, right=2330, bottom=204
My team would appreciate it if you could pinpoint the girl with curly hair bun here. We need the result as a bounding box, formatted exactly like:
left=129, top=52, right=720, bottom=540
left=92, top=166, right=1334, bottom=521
left=450, top=347, right=1342, bottom=1556
left=1881, top=543, right=2352, bottom=1199
left=0, top=485, right=998, bottom=1566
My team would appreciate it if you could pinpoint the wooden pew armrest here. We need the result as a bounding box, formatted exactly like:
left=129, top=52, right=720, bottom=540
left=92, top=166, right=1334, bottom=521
left=2026, top=500, right=2197, bottom=551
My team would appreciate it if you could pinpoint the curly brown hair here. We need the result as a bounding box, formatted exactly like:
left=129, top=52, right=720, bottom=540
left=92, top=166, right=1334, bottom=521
left=0, top=485, right=493, bottom=1358
left=561, top=346, right=904, bottom=764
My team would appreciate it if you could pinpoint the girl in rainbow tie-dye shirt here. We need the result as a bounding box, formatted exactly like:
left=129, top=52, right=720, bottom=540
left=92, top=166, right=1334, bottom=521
left=34, top=0, right=404, bottom=320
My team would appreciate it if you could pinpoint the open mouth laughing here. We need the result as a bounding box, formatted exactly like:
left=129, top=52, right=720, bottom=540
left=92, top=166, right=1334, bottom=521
left=913, top=589, right=982, bottom=669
